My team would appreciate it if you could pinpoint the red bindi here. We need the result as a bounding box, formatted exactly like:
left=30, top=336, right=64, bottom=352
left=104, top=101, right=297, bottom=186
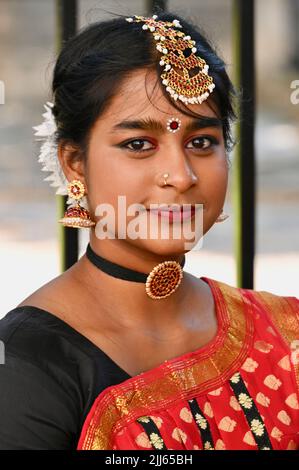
left=166, top=117, right=182, bottom=133
left=170, top=121, right=179, bottom=130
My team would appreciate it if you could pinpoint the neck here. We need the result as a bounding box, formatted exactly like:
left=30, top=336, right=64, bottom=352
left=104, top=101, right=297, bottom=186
left=90, top=232, right=185, bottom=273
left=73, top=232, right=193, bottom=329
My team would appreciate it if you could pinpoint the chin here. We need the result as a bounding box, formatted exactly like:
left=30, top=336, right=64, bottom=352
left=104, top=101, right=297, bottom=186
left=133, top=237, right=203, bottom=258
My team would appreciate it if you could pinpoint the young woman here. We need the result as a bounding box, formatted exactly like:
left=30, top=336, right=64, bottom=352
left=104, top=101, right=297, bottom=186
left=0, top=12, right=298, bottom=451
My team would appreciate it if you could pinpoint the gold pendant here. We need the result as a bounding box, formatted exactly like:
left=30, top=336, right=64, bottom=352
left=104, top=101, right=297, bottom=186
left=145, top=261, right=184, bottom=300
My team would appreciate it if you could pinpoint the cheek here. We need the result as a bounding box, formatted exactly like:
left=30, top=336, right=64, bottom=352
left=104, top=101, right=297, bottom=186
left=86, top=150, right=145, bottom=209
left=199, top=155, right=228, bottom=195
left=199, top=157, right=228, bottom=232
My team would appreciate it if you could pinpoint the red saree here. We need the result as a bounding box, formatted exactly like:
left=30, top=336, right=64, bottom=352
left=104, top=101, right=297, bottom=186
left=77, top=277, right=299, bottom=450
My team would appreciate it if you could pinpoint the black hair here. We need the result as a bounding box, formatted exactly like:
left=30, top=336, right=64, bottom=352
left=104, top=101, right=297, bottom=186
left=52, top=12, right=237, bottom=161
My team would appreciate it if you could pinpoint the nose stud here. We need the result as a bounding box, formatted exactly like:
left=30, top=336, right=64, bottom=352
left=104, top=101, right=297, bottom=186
left=163, top=173, right=170, bottom=186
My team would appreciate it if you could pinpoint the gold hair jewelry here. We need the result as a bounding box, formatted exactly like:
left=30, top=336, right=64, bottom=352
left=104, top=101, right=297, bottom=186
left=59, top=179, right=96, bottom=228
left=126, top=15, right=215, bottom=105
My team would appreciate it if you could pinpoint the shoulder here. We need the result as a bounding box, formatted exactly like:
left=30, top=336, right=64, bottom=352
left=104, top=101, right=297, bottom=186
left=4, top=269, right=90, bottom=364
left=0, top=305, right=118, bottom=449
left=209, top=276, right=299, bottom=321
left=0, top=305, right=99, bottom=404
left=0, top=303, right=130, bottom=396
left=0, top=306, right=82, bottom=449
left=210, top=276, right=299, bottom=348
left=0, top=305, right=93, bottom=367
left=242, top=288, right=299, bottom=349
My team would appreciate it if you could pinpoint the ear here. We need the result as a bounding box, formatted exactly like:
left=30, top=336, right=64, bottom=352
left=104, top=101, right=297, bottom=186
left=57, top=141, right=86, bottom=186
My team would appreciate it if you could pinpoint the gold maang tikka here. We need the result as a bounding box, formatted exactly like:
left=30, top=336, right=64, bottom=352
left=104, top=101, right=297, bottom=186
left=126, top=14, right=215, bottom=105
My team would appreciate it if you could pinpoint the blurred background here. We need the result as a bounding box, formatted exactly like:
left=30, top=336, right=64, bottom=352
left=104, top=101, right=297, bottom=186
left=0, top=0, right=298, bottom=315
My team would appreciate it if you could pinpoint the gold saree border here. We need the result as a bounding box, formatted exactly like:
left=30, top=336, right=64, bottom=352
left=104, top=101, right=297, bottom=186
left=79, top=278, right=255, bottom=450
left=252, top=291, right=299, bottom=389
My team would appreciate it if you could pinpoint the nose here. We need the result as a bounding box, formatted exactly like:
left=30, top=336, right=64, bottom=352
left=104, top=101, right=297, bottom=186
left=160, top=145, right=198, bottom=192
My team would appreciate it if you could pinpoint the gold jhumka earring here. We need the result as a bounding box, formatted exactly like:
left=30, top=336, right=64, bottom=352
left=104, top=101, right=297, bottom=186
left=58, top=180, right=95, bottom=228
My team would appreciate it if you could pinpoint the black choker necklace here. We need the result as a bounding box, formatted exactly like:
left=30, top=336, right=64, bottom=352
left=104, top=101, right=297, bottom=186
left=86, top=243, right=186, bottom=300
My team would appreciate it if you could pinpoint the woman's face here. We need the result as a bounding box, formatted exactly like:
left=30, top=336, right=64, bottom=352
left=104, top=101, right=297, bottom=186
left=85, top=68, right=228, bottom=257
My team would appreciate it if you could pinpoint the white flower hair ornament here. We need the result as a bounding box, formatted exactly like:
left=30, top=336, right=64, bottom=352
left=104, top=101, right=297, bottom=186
left=33, top=102, right=89, bottom=210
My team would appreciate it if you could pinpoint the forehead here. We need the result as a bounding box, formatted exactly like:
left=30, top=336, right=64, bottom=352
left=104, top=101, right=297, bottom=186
left=99, top=68, right=218, bottom=125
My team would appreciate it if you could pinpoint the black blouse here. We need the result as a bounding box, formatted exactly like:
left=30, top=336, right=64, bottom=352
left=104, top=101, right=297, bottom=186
left=0, top=306, right=131, bottom=450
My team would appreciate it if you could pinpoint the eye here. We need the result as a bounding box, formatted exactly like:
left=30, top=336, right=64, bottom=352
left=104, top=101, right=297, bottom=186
left=186, top=136, right=218, bottom=151
left=122, top=139, right=154, bottom=153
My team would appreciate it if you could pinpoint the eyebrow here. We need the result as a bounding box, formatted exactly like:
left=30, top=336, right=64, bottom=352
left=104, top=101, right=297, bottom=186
left=110, top=116, right=223, bottom=134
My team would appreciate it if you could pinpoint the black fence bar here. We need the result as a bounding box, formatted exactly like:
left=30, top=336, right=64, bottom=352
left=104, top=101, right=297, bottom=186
left=56, top=0, right=79, bottom=271
left=233, top=0, right=256, bottom=289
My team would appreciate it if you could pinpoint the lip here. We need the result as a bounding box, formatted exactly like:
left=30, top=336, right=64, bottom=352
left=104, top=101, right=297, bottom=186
left=147, top=205, right=197, bottom=223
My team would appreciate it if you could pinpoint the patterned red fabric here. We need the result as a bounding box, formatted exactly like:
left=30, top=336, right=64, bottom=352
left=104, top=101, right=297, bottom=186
left=77, top=277, right=299, bottom=450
